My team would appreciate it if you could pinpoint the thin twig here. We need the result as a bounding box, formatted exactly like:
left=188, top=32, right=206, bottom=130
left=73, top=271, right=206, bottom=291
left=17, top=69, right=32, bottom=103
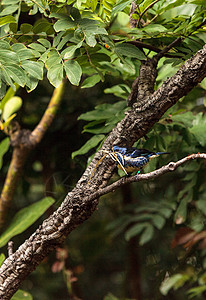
left=7, top=241, right=14, bottom=256
left=152, top=36, right=182, bottom=63
left=137, top=0, right=161, bottom=28
left=88, top=153, right=206, bottom=201
left=129, top=40, right=182, bottom=58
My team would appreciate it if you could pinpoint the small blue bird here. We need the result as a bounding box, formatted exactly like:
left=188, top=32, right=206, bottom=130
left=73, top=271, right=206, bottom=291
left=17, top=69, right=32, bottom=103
left=88, top=145, right=169, bottom=183
left=110, top=146, right=169, bottom=175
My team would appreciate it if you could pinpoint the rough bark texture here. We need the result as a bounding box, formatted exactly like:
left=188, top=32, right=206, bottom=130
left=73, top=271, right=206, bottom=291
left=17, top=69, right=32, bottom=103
left=0, top=45, right=205, bottom=299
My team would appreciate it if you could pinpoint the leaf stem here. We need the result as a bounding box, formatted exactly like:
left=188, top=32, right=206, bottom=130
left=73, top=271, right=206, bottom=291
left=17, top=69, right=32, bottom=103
left=137, top=0, right=161, bottom=28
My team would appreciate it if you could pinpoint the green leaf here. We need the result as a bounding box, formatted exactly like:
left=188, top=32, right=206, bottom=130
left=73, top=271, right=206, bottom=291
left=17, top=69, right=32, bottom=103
left=0, top=40, right=11, bottom=50
left=104, top=292, right=119, bottom=300
left=11, top=289, right=33, bottom=300
left=81, top=74, right=101, bottom=88
left=160, top=274, right=188, bottom=296
left=0, top=50, right=19, bottom=64
left=115, top=43, right=146, bottom=60
left=12, top=44, right=34, bottom=61
left=78, top=101, right=126, bottom=121
left=33, top=19, right=53, bottom=34
left=37, top=38, right=51, bottom=48
left=152, top=214, right=166, bottom=230
left=1, top=68, right=15, bottom=90
left=28, top=43, right=46, bottom=53
left=159, top=0, right=186, bottom=14
left=64, top=60, right=82, bottom=86
left=2, top=96, right=22, bottom=121
left=125, top=223, right=148, bottom=241
left=159, top=207, right=173, bottom=218
left=190, top=124, right=206, bottom=146
left=171, top=111, right=194, bottom=127
left=174, top=198, right=188, bottom=224
left=196, top=200, right=206, bottom=216
left=85, top=34, right=97, bottom=47
left=83, top=123, right=114, bottom=134
left=3, top=64, right=26, bottom=87
left=56, top=33, right=74, bottom=51
left=70, top=7, right=81, bottom=20
left=21, top=61, right=43, bottom=80
left=143, top=24, right=168, bottom=33
left=187, top=286, right=206, bottom=298
left=63, top=41, right=83, bottom=59
left=0, top=83, right=19, bottom=110
left=72, top=134, right=105, bottom=158
left=54, top=18, right=75, bottom=32
left=20, top=23, right=33, bottom=34
left=0, top=197, right=55, bottom=248
left=104, top=84, right=130, bottom=99
left=0, top=138, right=10, bottom=170
left=112, top=0, right=132, bottom=15
left=0, top=16, right=16, bottom=27
left=47, top=64, right=64, bottom=88
left=53, top=32, right=64, bottom=48
left=46, top=50, right=61, bottom=69
left=9, top=22, right=18, bottom=33
left=0, top=5, right=19, bottom=16
left=25, top=75, right=39, bottom=92
left=85, top=26, right=108, bottom=35
left=0, top=253, right=5, bottom=267
left=139, top=224, right=154, bottom=245
left=39, top=50, right=49, bottom=63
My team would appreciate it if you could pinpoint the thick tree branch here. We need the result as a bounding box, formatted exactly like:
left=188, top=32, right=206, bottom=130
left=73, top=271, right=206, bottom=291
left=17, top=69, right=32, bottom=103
left=0, top=81, right=65, bottom=229
left=0, top=45, right=205, bottom=299
left=130, top=1, right=138, bottom=28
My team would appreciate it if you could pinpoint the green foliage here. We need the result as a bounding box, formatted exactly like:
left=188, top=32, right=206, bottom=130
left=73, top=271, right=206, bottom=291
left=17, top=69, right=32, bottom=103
left=0, top=0, right=205, bottom=299
left=11, top=290, right=33, bottom=300
left=0, top=137, right=9, bottom=169
left=0, top=253, right=5, bottom=267
left=160, top=273, right=191, bottom=296
left=72, top=134, right=105, bottom=158
left=0, top=197, right=55, bottom=247
left=72, top=100, right=128, bottom=157
left=0, top=0, right=204, bottom=97
left=108, top=200, right=176, bottom=245
left=114, top=43, right=146, bottom=60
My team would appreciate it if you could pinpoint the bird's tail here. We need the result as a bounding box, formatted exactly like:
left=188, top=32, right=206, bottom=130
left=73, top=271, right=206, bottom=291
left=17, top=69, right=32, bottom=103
left=155, top=152, right=170, bottom=155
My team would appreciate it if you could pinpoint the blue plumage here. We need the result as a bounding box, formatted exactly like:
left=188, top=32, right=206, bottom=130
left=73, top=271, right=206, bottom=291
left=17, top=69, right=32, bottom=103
left=88, top=145, right=169, bottom=183
left=111, top=146, right=169, bottom=174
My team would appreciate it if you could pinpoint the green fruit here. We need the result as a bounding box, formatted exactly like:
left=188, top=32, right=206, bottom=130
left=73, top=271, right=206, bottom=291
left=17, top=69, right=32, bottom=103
left=2, top=96, right=22, bottom=121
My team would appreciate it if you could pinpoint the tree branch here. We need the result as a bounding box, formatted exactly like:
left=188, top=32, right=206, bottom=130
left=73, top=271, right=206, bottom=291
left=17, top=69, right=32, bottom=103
left=0, top=81, right=65, bottom=229
left=137, top=0, right=161, bottom=28
left=152, top=36, right=182, bottom=63
left=0, top=45, right=205, bottom=299
left=128, top=40, right=183, bottom=58
left=87, top=153, right=206, bottom=201
left=130, top=1, right=138, bottom=29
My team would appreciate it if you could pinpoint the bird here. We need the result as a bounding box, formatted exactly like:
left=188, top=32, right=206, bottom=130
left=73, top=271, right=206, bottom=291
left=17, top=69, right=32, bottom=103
left=110, top=146, right=169, bottom=175
left=88, top=145, right=169, bottom=183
